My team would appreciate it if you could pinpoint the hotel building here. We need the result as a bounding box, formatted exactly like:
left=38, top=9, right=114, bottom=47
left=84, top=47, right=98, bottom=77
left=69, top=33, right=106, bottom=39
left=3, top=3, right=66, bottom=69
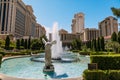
left=99, top=16, right=118, bottom=37
left=59, top=29, right=81, bottom=47
left=71, top=12, right=84, bottom=34
left=36, top=23, right=46, bottom=38
left=0, top=0, right=43, bottom=39
left=84, top=28, right=100, bottom=41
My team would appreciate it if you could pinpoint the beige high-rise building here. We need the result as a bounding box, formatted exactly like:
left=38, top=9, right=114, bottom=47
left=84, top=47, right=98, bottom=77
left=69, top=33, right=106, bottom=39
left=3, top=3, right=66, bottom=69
left=0, top=0, right=38, bottom=39
left=35, top=23, right=46, bottom=38
left=84, top=28, right=100, bottom=41
left=99, top=16, right=118, bottom=37
left=71, top=12, right=84, bottom=34
left=25, top=5, right=36, bottom=38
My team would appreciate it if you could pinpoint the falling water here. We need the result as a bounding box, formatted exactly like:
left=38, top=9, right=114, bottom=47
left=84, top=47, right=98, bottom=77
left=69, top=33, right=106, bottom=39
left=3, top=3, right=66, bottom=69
left=51, top=22, right=63, bottom=59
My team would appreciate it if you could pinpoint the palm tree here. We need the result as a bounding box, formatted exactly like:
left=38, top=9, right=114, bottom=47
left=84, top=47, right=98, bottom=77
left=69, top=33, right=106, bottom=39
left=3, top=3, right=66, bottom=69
left=111, top=7, right=120, bottom=30
left=111, top=7, right=120, bottom=18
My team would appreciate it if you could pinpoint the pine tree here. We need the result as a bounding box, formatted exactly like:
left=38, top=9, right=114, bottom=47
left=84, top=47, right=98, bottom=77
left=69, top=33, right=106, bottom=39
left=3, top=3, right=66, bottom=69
left=97, top=37, right=101, bottom=51
left=5, top=35, right=10, bottom=50
left=118, top=31, right=120, bottom=44
left=28, top=37, right=31, bottom=49
left=111, top=32, right=118, bottom=42
left=16, top=39, right=20, bottom=49
left=21, top=38, right=24, bottom=47
left=100, top=36, right=105, bottom=51
left=24, top=39, right=28, bottom=49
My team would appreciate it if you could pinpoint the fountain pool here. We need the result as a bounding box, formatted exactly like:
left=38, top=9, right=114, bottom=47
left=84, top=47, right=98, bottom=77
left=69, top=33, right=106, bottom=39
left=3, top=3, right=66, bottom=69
left=0, top=53, right=90, bottom=79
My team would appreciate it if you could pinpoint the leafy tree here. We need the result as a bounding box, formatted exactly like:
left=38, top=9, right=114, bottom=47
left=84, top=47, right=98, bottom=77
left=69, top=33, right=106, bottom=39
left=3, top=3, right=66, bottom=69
left=24, top=39, right=28, bottom=49
left=31, top=39, right=41, bottom=50
left=72, top=39, right=81, bottom=50
left=111, top=32, right=118, bottom=42
left=10, top=41, right=16, bottom=50
left=16, top=39, right=20, bottom=49
left=100, top=36, right=105, bottom=51
left=5, top=35, right=10, bottom=50
left=0, top=39, right=5, bottom=48
left=105, top=41, right=120, bottom=53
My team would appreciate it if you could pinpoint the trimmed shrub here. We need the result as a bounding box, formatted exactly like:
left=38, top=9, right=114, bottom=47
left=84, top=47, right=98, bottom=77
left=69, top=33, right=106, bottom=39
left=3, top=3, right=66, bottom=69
left=83, top=70, right=120, bottom=80
left=91, top=52, right=108, bottom=55
left=72, top=50, right=80, bottom=53
left=83, top=70, right=107, bottom=80
left=79, top=51, right=90, bottom=55
left=0, top=54, right=2, bottom=67
left=0, top=51, right=5, bottom=56
left=91, top=55, right=120, bottom=70
left=109, top=70, right=120, bottom=80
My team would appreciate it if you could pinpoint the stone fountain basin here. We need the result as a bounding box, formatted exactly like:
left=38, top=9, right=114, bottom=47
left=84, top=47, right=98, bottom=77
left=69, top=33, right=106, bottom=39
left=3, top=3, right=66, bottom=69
left=30, top=57, right=80, bottom=63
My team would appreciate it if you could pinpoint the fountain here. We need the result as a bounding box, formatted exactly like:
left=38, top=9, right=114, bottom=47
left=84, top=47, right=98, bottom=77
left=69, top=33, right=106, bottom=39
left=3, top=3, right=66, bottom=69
left=0, top=22, right=90, bottom=79
left=51, top=22, right=63, bottom=60
left=31, top=22, right=80, bottom=63
left=42, top=38, right=56, bottom=72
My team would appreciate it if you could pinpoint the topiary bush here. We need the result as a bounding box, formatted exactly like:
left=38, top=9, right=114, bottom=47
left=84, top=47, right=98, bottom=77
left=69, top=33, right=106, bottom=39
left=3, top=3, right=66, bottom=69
left=83, top=69, right=107, bottom=80
left=0, top=51, right=5, bottom=56
left=83, top=70, right=120, bottom=80
left=91, top=55, right=120, bottom=70
left=0, top=54, right=2, bottom=67
left=79, top=51, right=90, bottom=55
left=109, top=70, right=120, bottom=80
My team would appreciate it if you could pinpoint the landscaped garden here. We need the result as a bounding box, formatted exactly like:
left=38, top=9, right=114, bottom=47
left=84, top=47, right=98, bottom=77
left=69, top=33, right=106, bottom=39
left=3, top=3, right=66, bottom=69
left=0, top=30, right=120, bottom=79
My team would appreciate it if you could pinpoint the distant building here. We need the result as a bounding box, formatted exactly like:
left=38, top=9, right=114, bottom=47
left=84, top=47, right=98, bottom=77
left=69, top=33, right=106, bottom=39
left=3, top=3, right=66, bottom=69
left=71, top=12, right=84, bottom=34
left=59, top=29, right=81, bottom=47
left=99, top=16, right=118, bottom=37
left=84, top=28, right=100, bottom=41
left=35, top=23, right=46, bottom=38
left=0, top=0, right=44, bottom=39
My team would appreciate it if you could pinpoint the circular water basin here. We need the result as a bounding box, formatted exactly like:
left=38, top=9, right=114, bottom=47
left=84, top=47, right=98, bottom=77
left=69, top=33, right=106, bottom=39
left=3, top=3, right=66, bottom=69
left=0, top=55, right=90, bottom=79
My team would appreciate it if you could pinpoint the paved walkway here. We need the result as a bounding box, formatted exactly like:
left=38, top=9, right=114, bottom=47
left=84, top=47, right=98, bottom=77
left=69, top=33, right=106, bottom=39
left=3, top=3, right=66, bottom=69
left=0, top=73, right=82, bottom=80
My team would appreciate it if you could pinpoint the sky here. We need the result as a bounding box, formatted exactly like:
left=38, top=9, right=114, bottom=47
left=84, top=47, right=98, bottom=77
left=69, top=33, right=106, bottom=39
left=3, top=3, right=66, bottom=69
left=22, top=0, right=120, bottom=32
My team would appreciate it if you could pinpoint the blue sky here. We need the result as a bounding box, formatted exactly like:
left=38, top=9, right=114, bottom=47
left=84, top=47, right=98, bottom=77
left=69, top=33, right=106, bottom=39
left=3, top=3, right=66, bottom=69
left=23, top=0, right=120, bottom=32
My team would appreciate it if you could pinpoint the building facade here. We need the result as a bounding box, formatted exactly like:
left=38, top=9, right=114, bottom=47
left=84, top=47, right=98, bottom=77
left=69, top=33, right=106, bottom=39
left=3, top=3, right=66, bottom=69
left=0, top=0, right=41, bottom=39
left=84, top=28, right=100, bottom=41
left=25, top=5, right=36, bottom=38
left=71, top=12, right=84, bottom=34
left=99, top=16, right=118, bottom=37
left=35, top=23, right=46, bottom=38
left=59, top=29, right=81, bottom=47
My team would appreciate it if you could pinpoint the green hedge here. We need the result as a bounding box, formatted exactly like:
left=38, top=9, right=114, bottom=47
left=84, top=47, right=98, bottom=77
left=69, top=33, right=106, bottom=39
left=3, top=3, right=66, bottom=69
left=72, top=50, right=80, bottom=53
left=91, top=55, right=120, bottom=70
left=90, top=52, right=108, bottom=55
left=79, top=51, right=90, bottom=55
left=83, top=70, right=120, bottom=80
left=83, top=70, right=107, bottom=80
left=109, top=70, right=120, bottom=80
left=0, top=51, right=5, bottom=56
left=0, top=54, right=2, bottom=67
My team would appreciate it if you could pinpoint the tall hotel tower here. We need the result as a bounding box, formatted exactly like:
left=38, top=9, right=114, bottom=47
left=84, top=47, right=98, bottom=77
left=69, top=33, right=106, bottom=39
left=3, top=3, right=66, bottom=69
left=71, top=12, right=84, bottom=34
left=0, top=0, right=36, bottom=38
left=99, top=16, right=118, bottom=37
